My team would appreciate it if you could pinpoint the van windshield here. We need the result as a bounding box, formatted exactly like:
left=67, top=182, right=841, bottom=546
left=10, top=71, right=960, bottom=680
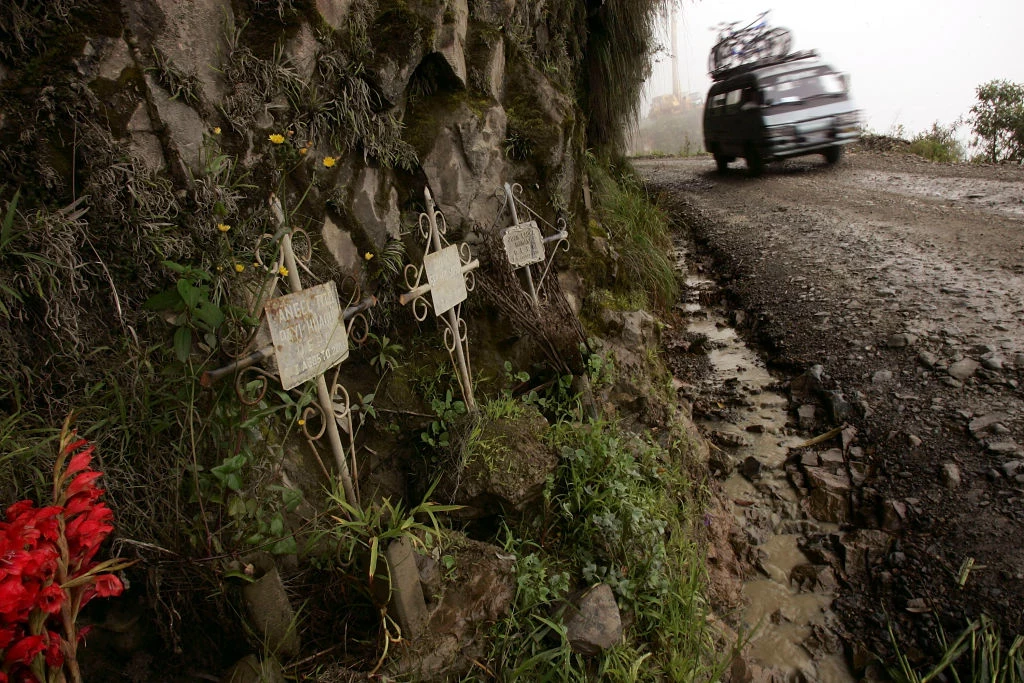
left=764, top=73, right=845, bottom=106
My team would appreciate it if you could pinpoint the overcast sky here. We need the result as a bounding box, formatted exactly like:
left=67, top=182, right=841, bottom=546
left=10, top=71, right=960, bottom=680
left=646, top=0, right=1024, bottom=136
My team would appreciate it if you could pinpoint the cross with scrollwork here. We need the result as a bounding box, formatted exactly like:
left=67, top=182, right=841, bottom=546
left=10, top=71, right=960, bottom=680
left=399, top=186, right=480, bottom=413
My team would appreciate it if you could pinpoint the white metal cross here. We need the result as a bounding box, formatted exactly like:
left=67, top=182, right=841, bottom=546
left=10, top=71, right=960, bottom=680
left=399, top=187, right=480, bottom=413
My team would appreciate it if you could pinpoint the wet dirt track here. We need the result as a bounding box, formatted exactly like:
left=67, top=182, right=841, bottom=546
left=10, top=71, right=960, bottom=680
left=637, top=150, right=1024, bottom=675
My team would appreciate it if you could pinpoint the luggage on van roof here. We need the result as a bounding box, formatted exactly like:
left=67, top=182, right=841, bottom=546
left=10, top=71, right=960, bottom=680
left=711, top=50, right=820, bottom=83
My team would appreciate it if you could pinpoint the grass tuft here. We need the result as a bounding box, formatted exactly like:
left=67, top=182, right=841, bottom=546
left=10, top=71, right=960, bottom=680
left=588, top=158, right=679, bottom=309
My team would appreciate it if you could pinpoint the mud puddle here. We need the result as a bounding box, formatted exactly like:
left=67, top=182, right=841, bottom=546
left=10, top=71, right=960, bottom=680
left=672, top=246, right=855, bottom=681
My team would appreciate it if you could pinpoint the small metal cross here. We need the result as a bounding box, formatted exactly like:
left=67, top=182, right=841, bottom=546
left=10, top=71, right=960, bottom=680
left=496, top=182, right=569, bottom=307
left=399, top=186, right=480, bottom=413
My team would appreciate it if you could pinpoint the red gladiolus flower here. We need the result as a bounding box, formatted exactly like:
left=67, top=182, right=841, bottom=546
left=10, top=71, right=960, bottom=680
left=93, top=573, right=123, bottom=598
left=4, top=500, right=33, bottom=523
left=65, top=471, right=102, bottom=499
left=64, top=488, right=103, bottom=517
left=2, top=422, right=132, bottom=683
left=43, top=631, right=64, bottom=668
left=4, top=633, right=45, bottom=665
left=37, top=583, right=65, bottom=615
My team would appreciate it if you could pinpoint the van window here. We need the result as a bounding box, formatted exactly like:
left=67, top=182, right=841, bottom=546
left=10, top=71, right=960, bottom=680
left=725, top=90, right=742, bottom=108
left=710, top=93, right=727, bottom=113
left=764, top=73, right=847, bottom=105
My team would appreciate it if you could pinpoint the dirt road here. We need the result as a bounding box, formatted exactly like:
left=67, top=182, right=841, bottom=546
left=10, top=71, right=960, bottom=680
left=636, top=150, right=1024, bottom=675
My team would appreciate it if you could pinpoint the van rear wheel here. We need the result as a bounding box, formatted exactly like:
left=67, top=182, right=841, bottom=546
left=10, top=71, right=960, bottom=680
left=714, top=153, right=730, bottom=173
left=823, top=146, right=843, bottom=165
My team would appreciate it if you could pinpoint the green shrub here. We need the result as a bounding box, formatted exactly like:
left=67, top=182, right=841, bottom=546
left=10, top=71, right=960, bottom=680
left=909, top=121, right=965, bottom=163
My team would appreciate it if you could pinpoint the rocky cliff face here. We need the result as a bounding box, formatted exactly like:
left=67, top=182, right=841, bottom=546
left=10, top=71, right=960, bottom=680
left=1, top=0, right=580, bottom=238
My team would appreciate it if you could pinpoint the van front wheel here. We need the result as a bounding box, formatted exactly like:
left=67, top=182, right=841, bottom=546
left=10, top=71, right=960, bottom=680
left=823, top=146, right=843, bottom=165
left=714, top=153, right=730, bottom=173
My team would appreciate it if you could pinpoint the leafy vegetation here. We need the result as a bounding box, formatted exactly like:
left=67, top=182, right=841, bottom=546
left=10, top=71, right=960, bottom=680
left=0, top=0, right=726, bottom=677
left=487, top=420, right=726, bottom=680
left=969, top=79, right=1024, bottom=163
left=909, top=121, right=965, bottom=163
left=887, top=616, right=1024, bottom=682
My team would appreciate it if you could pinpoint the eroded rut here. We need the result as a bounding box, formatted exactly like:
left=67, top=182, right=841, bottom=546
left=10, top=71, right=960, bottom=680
left=643, top=150, right=1024, bottom=678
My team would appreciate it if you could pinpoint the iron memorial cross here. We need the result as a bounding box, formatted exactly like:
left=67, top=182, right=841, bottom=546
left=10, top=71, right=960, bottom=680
left=399, top=187, right=481, bottom=413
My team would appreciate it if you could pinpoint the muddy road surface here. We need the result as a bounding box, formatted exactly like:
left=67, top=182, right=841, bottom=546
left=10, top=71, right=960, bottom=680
left=637, top=150, right=1024, bottom=678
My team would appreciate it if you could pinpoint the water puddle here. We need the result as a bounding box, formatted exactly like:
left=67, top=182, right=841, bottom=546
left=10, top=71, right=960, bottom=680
left=672, top=244, right=855, bottom=682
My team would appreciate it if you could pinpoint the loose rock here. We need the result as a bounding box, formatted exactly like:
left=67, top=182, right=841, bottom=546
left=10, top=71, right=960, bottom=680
left=941, top=462, right=962, bottom=489
left=563, top=584, right=623, bottom=655
left=948, top=359, right=980, bottom=381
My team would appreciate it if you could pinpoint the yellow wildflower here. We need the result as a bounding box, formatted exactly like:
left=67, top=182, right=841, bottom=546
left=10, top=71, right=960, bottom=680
left=297, top=418, right=306, bottom=426
left=268, top=133, right=285, bottom=144
left=212, top=126, right=221, bottom=135
left=234, top=263, right=245, bottom=273
left=322, top=156, right=337, bottom=168
left=299, top=147, right=308, bottom=156
left=364, top=252, right=374, bottom=261
left=279, top=266, right=289, bottom=277
left=217, top=223, right=231, bottom=233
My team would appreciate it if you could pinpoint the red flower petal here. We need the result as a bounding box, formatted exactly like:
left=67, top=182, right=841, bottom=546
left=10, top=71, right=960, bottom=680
left=4, top=634, right=45, bottom=665
left=66, top=471, right=103, bottom=498
left=62, top=438, right=89, bottom=457
left=94, top=573, right=124, bottom=598
left=65, top=447, right=94, bottom=476
left=4, top=500, right=34, bottom=523
left=44, top=631, right=64, bottom=668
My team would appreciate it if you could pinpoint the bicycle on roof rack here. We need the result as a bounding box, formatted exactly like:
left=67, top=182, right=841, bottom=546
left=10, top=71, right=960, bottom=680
left=708, top=10, right=792, bottom=78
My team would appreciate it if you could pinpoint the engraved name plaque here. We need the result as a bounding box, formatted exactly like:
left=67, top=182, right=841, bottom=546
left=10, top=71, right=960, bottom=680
left=502, top=220, right=545, bottom=268
left=266, top=281, right=349, bottom=390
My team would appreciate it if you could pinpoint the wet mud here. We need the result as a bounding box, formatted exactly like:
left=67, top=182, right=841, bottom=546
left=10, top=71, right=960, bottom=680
left=669, top=241, right=853, bottom=681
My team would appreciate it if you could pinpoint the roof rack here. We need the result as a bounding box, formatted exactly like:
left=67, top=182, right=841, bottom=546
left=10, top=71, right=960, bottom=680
left=710, top=49, right=820, bottom=82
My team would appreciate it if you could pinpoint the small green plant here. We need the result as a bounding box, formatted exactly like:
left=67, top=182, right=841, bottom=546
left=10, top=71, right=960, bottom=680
left=886, top=615, right=1024, bottom=683
left=144, top=261, right=228, bottom=363
left=421, top=389, right=467, bottom=450
left=584, top=343, right=615, bottom=389
left=523, top=374, right=580, bottom=424
left=325, top=480, right=460, bottom=590
left=367, top=333, right=405, bottom=374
